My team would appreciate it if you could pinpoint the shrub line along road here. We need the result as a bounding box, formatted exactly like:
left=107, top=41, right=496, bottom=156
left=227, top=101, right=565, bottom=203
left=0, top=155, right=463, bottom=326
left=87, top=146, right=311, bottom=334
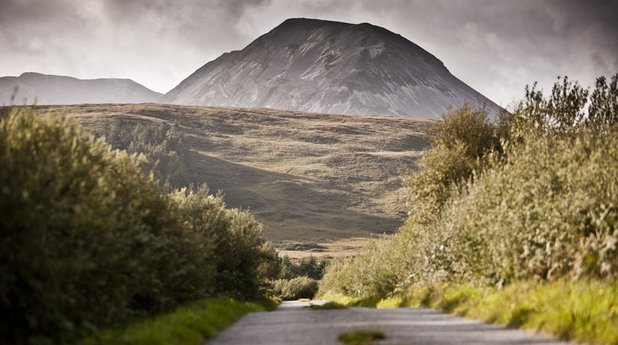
left=206, top=301, right=571, bottom=345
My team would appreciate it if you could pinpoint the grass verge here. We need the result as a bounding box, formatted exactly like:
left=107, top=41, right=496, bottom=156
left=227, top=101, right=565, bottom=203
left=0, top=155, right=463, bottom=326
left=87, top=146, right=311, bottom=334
left=321, top=280, right=618, bottom=345
left=407, top=280, right=618, bottom=344
left=80, top=297, right=277, bottom=345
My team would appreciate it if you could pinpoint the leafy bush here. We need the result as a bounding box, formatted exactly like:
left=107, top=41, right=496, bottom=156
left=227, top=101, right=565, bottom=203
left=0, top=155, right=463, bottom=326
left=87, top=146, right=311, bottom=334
left=512, top=74, right=618, bottom=137
left=407, top=104, right=499, bottom=223
left=277, top=256, right=328, bottom=280
left=319, top=74, right=618, bottom=298
left=439, top=132, right=618, bottom=284
left=273, top=277, right=319, bottom=300
left=0, top=107, right=276, bottom=344
left=92, top=120, right=190, bottom=187
left=587, top=74, right=618, bottom=130
left=318, top=232, right=425, bottom=299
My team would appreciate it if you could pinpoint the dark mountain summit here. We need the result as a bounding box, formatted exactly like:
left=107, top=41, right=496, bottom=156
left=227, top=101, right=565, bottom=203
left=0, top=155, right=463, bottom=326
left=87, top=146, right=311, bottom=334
left=166, top=18, right=501, bottom=117
left=0, top=72, right=163, bottom=105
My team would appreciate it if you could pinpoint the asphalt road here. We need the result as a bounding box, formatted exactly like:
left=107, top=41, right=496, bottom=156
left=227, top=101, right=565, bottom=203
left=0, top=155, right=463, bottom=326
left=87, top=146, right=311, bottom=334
left=207, top=301, right=571, bottom=345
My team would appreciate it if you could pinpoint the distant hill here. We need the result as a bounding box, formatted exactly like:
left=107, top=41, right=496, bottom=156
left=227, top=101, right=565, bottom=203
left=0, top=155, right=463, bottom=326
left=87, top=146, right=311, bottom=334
left=0, top=72, right=163, bottom=105
left=166, top=18, right=501, bottom=118
left=37, top=103, right=432, bottom=242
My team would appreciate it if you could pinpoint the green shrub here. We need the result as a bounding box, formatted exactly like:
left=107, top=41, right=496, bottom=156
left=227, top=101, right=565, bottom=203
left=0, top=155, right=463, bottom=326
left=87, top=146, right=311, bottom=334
left=318, top=234, right=412, bottom=298
left=319, top=74, right=618, bottom=299
left=0, top=107, right=276, bottom=344
left=407, top=104, right=499, bottom=223
left=587, top=74, right=618, bottom=131
left=512, top=73, right=618, bottom=137
left=92, top=120, right=190, bottom=187
left=273, top=276, right=319, bottom=300
left=440, top=131, right=618, bottom=284
left=277, top=255, right=328, bottom=280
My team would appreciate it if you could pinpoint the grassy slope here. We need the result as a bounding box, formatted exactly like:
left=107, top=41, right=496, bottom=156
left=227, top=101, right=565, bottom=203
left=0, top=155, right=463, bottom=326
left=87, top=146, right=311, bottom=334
left=324, top=280, right=618, bottom=345
left=38, top=103, right=431, bottom=243
left=81, top=298, right=277, bottom=345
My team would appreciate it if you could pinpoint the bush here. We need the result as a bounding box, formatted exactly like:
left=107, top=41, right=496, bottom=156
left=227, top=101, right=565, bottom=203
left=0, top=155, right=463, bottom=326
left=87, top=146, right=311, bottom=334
left=512, top=73, right=618, bottom=137
left=319, top=74, right=618, bottom=298
left=440, top=131, right=618, bottom=284
left=407, top=104, right=499, bottom=223
left=273, top=277, right=319, bottom=300
left=0, top=107, right=276, bottom=344
left=318, top=236, right=409, bottom=298
left=92, top=121, right=190, bottom=187
left=277, top=256, right=328, bottom=280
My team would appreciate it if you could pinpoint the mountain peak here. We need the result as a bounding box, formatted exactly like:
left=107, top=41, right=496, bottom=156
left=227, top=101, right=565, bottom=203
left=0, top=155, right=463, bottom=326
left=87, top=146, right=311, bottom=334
left=278, top=17, right=349, bottom=27
left=166, top=18, right=500, bottom=117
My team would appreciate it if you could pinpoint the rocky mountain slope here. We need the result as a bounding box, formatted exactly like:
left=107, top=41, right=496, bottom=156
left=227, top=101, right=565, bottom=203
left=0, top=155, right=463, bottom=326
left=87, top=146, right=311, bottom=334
left=166, top=18, right=500, bottom=118
left=0, top=72, right=163, bottom=105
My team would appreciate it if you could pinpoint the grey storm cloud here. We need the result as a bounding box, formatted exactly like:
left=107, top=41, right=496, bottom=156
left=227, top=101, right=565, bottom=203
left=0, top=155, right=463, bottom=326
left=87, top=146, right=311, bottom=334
left=0, top=0, right=616, bottom=106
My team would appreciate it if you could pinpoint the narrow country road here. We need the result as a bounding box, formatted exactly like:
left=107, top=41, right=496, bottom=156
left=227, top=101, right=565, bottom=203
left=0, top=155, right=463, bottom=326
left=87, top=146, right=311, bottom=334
left=207, top=301, right=571, bottom=345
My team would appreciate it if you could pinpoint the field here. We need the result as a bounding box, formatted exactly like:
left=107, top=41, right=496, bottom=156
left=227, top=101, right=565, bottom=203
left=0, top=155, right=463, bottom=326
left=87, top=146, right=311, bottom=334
left=37, top=103, right=431, bottom=247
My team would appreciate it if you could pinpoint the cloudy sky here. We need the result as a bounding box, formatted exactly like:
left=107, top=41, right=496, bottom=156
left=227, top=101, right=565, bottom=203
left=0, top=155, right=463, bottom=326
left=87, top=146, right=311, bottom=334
left=1, top=0, right=616, bottom=107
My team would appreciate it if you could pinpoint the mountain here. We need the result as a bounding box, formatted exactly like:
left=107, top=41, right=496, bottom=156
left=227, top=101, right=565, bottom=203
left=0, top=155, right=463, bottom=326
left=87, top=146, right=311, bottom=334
left=0, top=72, right=163, bottom=105
left=166, top=18, right=501, bottom=118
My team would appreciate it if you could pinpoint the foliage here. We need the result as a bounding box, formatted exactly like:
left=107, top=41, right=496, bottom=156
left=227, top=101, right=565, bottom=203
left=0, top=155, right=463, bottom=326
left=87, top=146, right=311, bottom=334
left=272, top=276, right=319, bottom=300
left=512, top=74, right=618, bottom=137
left=171, top=188, right=278, bottom=299
left=81, top=297, right=276, bottom=345
left=0, top=107, right=277, bottom=344
left=272, top=256, right=327, bottom=300
left=308, top=301, right=347, bottom=310
left=587, top=74, right=618, bottom=131
left=434, top=132, right=618, bottom=284
left=318, top=235, right=409, bottom=298
left=319, top=74, right=618, bottom=299
left=407, top=104, right=499, bottom=223
left=92, top=120, right=190, bottom=187
left=277, top=255, right=328, bottom=280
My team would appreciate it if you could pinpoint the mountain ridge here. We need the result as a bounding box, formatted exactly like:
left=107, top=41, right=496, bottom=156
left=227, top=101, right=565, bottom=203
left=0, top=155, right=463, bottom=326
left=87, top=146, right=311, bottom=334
left=0, top=72, right=163, bottom=105
left=1, top=18, right=501, bottom=117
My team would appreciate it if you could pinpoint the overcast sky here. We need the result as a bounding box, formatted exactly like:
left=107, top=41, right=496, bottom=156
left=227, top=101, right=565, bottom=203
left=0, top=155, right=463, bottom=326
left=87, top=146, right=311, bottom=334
left=1, top=0, right=616, bottom=107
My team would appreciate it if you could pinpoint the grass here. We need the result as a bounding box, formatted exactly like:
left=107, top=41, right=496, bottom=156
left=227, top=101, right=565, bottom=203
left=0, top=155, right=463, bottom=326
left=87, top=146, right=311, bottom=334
left=309, top=301, right=348, bottom=310
left=324, top=280, right=618, bottom=345
left=405, top=280, right=618, bottom=344
left=338, top=330, right=386, bottom=345
left=80, top=297, right=277, bottom=345
left=32, top=103, right=432, bottom=242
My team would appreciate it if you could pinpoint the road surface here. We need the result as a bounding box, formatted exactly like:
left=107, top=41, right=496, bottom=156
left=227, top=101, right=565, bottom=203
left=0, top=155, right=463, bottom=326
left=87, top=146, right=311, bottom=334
left=207, top=300, right=571, bottom=345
